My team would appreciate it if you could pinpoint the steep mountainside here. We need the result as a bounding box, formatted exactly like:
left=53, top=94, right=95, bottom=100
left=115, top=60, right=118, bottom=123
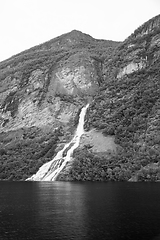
left=85, top=14, right=160, bottom=181
left=1, top=14, right=160, bottom=181
left=0, top=30, right=119, bottom=180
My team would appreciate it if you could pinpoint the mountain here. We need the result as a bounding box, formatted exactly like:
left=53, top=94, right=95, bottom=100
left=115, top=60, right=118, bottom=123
left=0, top=30, right=120, bottom=181
left=86, top=14, right=160, bottom=181
left=1, top=14, right=160, bottom=181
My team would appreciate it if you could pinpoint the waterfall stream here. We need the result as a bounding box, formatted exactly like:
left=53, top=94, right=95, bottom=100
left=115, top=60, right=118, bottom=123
left=26, top=104, right=89, bottom=181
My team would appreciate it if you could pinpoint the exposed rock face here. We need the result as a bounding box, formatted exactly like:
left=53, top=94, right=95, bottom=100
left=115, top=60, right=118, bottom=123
left=117, top=61, right=146, bottom=78
left=0, top=51, right=100, bottom=133
left=49, top=53, right=99, bottom=96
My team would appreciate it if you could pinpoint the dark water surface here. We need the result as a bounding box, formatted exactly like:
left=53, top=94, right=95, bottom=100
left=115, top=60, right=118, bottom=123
left=1, top=182, right=160, bottom=240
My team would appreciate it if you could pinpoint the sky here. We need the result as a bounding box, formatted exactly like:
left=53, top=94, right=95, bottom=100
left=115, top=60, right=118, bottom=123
left=0, top=0, right=160, bottom=62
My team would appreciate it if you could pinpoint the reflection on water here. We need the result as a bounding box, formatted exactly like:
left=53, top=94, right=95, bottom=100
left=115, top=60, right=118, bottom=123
left=36, top=182, right=88, bottom=239
left=1, top=182, right=160, bottom=240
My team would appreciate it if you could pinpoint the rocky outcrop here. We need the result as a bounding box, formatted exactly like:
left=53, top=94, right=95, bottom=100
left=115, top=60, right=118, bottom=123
left=117, top=61, right=146, bottom=78
left=80, top=129, right=117, bottom=153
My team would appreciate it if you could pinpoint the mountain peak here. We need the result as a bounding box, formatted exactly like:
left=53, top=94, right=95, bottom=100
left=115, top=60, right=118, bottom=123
left=62, top=29, right=94, bottom=43
left=67, top=29, right=93, bottom=37
left=67, top=29, right=86, bottom=35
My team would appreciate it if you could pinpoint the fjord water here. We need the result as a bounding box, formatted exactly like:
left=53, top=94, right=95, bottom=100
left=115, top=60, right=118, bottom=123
left=1, top=182, right=160, bottom=240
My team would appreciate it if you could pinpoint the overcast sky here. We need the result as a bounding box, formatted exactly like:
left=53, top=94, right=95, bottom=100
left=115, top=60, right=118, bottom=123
left=0, top=0, right=160, bottom=62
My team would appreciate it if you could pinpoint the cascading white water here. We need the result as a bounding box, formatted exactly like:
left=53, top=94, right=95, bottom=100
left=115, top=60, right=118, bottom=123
left=26, top=103, right=89, bottom=181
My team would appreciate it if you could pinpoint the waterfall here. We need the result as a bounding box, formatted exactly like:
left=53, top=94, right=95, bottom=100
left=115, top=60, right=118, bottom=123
left=26, top=104, right=89, bottom=181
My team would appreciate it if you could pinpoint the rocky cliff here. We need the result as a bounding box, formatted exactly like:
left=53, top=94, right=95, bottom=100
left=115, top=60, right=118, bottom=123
left=1, top=14, right=160, bottom=181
